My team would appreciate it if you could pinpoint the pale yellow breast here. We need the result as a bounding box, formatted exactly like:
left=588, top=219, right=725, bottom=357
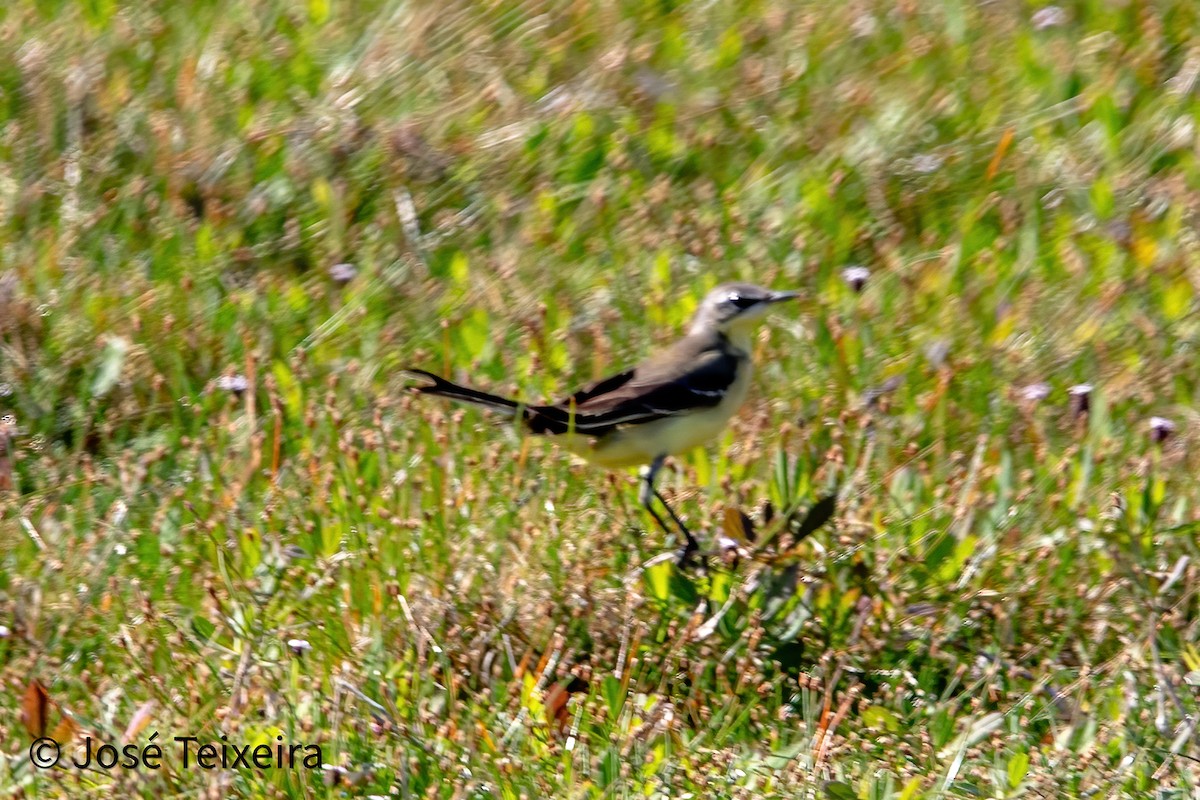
left=565, top=361, right=753, bottom=469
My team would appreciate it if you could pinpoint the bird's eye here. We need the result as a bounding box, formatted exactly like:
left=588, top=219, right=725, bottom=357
left=728, top=294, right=757, bottom=309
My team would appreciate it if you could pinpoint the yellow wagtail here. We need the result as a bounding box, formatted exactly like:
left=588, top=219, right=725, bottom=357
left=406, top=282, right=798, bottom=564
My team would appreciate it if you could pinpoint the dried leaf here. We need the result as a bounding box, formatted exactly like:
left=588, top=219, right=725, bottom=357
left=544, top=684, right=571, bottom=732
left=51, top=714, right=79, bottom=746
left=722, top=506, right=755, bottom=544
left=20, top=680, right=50, bottom=738
left=544, top=676, right=588, bottom=734
left=985, top=127, right=1014, bottom=181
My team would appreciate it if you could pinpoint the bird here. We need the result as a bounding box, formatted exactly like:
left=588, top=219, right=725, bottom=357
left=405, top=282, right=799, bottom=566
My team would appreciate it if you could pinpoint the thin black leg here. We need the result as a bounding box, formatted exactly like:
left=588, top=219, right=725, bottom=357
left=638, top=455, right=701, bottom=568
left=637, top=456, right=673, bottom=535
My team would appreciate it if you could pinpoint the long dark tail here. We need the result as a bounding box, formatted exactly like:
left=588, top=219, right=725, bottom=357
left=404, top=369, right=521, bottom=417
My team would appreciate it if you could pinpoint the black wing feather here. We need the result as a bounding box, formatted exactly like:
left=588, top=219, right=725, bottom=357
left=526, top=344, right=738, bottom=436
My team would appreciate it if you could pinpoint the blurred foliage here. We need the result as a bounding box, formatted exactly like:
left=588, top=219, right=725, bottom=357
left=2, top=0, right=1200, bottom=796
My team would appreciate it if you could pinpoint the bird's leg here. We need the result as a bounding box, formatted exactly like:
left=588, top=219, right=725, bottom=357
left=639, top=455, right=700, bottom=568
left=637, top=457, right=675, bottom=537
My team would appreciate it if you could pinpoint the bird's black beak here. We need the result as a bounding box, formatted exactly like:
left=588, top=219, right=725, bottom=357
left=767, top=290, right=801, bottom=303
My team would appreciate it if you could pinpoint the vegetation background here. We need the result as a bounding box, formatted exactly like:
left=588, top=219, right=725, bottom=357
left=2, top=0, right=1200, bottom=796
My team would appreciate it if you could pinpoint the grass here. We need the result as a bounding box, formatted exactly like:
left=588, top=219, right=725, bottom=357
left=2, top=0, right=1200, bottom=796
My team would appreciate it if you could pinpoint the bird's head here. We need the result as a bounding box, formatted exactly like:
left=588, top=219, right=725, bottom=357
left=689, top=282, right=800, bottom=344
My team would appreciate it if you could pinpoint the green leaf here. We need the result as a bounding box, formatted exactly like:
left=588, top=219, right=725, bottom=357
left=450, top=251, right=470, bottom=287
left=862, top=706, right=900, bottom=732
left=599, top=747, right=621, bottom=788
left=669, top=569, right=698, bottom=604
left=457, top=307, right=492, bottom=361
left=716, top=27, right=742, bottom=68
left=1089, top=176, right=1114, bottom=219
left=1007, top=750, right=1030, bottom=788
left=239, top=527, right=262, bottom=572
left=311, top=177, right=333, bottom=211
left=937, top=535, right=976, bottom=581
left=898, top=777, right=923, bottom=800
left=708, top=569, right=733, bottom=603
left=1163, top=277, right=1192, bottom=321
left=923, top=532, right=955, bottom=573
left=191, top=616, right=216, bottom=641
left=930, top=709, right=955, bottom=748
left=644, top=560, right=671, bottom=602
left=824, top=781, right=857, bottom=800
left=601, top=676, right=624, bottom=718
left=765, top=736, right=807, bottom=770
left=272, top=360, right=303, bottom=414
left=81, top=0, right=117, bottom=26
left=308, top=0, right=329, bottom=24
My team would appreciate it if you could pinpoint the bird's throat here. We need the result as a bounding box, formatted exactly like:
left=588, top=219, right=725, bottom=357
left=722, top=322, right=756, bottom=356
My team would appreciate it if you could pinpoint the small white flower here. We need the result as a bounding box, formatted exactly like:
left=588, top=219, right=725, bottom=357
left=1149, top=416, right=1177, bottom=443
left=216, top=374, right=249, bottom=394
left=910, top=153, right=944, bottom=174
left=1021, top=383, right=1050, bottom=402
left=841, top=266, right=870, bottom=293
left=1032, top=6, right=1067, bottom=29
left=329, top=262, right=357, bottom=283
left=287, top=638, right=312, bottom=655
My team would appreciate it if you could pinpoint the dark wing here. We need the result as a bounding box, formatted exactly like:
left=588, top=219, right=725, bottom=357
left=525, top=337, right=738, bottom=436
left=564, top=369, right=637, bottom=407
